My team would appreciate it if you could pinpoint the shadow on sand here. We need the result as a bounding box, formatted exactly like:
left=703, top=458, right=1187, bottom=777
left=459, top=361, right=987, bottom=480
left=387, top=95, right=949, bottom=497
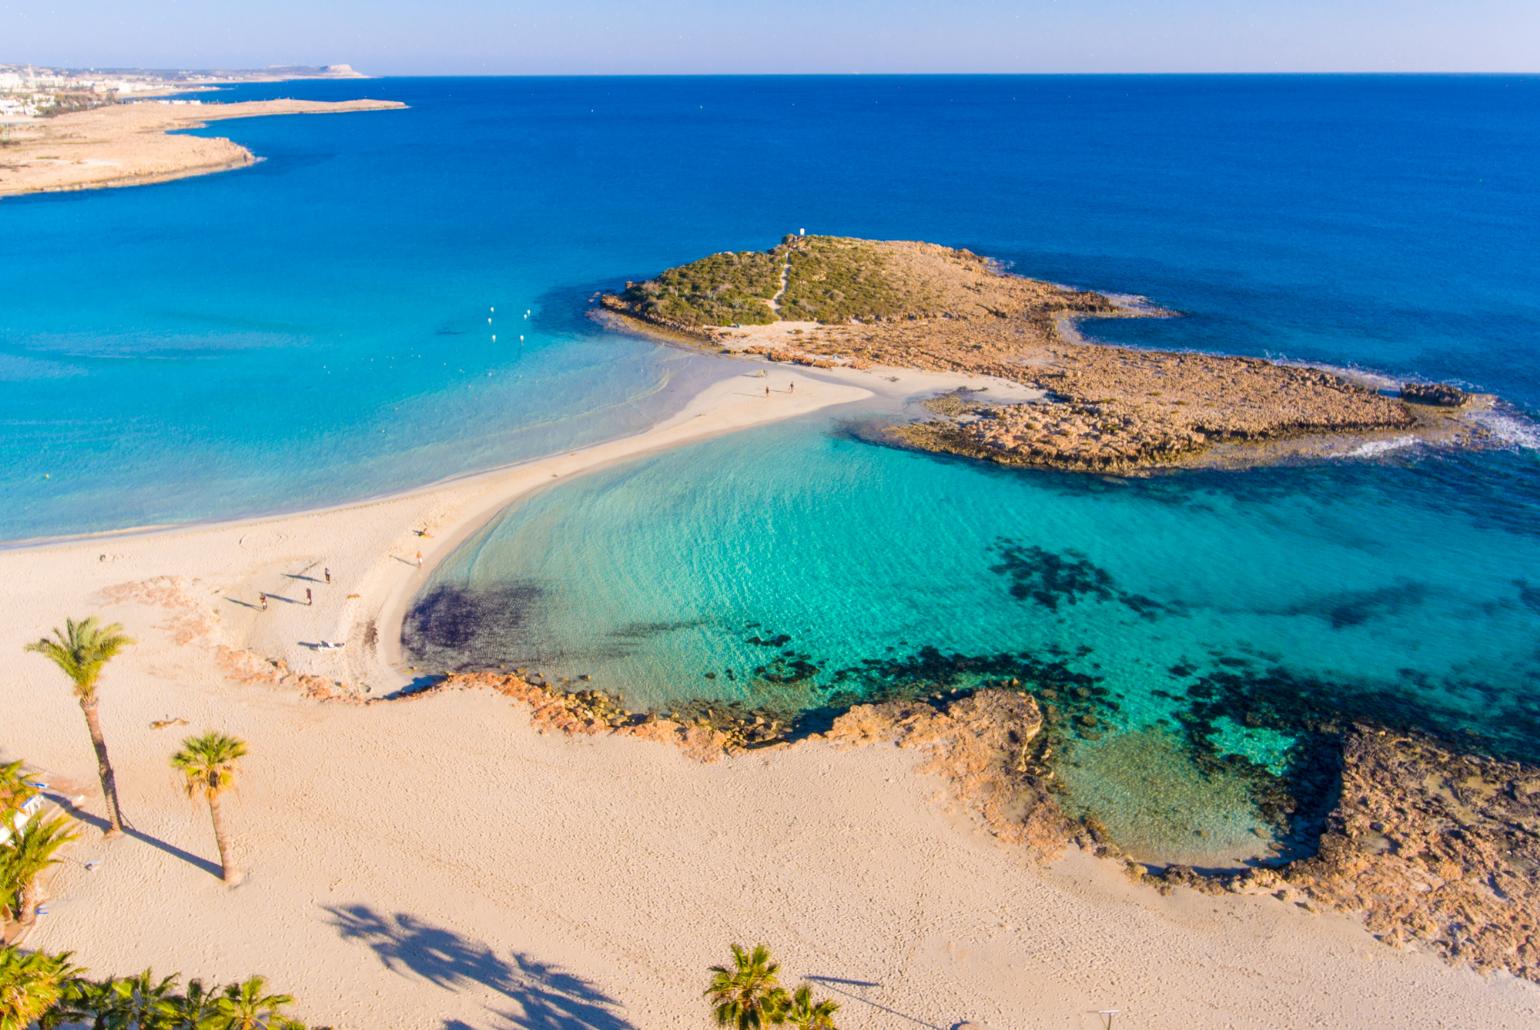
left=324, top=904, right=633, bottom=1030
left=804, top=974, right=949, bottom=1029
left=51, top=795, right=223, bottom=879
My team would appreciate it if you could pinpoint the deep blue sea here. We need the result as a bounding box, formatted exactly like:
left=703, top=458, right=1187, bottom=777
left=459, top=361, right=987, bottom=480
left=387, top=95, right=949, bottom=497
left=6, top=76, right=1539, bottom=862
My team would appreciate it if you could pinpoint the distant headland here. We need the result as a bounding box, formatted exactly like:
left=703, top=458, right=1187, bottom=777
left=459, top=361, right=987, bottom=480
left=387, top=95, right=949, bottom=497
left=599, top=235, right=1489, bottom=473
left=0, top=63, right=400, bottom=198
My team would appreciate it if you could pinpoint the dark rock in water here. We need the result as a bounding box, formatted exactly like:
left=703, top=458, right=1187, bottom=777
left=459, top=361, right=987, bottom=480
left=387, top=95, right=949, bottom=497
left=1400, top=381, right=1469, bottom=407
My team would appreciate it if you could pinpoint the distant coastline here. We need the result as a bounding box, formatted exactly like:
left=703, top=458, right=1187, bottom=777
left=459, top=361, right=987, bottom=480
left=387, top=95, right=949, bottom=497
left=0, top=93, right=404, bottom=199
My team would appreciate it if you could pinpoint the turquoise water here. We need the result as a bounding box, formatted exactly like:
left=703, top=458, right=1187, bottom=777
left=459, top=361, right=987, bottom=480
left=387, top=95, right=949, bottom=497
left=7, top=75, right=1540, bottom=862
left=4, top=75, right=1538, bottom=539
left=407, top=413, right=1540, bottom=859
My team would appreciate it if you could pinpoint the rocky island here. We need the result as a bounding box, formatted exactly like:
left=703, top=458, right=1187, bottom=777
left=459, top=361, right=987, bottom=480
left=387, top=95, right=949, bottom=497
left=600, top=235, right=1486, bottom=472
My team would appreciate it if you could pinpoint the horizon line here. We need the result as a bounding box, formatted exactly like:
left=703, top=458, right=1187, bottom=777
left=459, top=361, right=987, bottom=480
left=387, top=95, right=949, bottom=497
left=8, top=63, right=1540, bottom=78
left=361, top=69, right=1540, bottom=77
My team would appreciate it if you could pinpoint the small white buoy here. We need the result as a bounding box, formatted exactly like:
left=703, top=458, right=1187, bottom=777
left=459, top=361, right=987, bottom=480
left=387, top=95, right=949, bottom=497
left=524, top=308, right=531, bottom=318
left=487, top=317, right=493, bottom=324
left=490, top=305, right=495, bottom=313
left=519, top=335, right=525, bottom=343
left=491, top=334, right=497, bottom=342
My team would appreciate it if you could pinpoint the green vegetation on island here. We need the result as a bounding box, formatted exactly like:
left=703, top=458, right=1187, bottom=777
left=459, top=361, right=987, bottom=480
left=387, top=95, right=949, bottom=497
left=777, top=235, right=922, bottom=323
left=617, top=234, right=944, bottom=329
left=623, top=248, right=781, bottom=327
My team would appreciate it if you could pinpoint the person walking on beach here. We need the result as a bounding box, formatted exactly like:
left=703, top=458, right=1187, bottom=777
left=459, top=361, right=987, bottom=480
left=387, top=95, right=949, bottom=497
left=789, top=381, right=795, bottom=394
left=305, top=587, right=313, bottom=606
left=415, top=550, right=424, bottom=568
left=764, top=384, right=770, bottom=398
left=259, top=593, right=268, bottom=612
left=324, top=567, right=331, bottom=585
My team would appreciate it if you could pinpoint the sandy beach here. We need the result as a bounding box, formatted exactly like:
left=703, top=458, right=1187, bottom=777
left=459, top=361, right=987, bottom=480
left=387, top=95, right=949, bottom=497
left=0, top=97, right=405, bottom=198
left=2, top=364, right=1536, bottom=1027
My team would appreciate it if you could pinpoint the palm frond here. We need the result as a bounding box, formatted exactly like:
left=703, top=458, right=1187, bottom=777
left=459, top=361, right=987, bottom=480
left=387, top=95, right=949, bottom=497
left=24, top=615, right=134, bottom=700
left=170, top=732, right=248, bottom=801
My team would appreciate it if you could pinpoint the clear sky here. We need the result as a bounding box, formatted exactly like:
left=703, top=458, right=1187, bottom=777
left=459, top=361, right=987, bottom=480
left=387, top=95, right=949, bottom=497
left=7, top=0, right=1538, bottom=75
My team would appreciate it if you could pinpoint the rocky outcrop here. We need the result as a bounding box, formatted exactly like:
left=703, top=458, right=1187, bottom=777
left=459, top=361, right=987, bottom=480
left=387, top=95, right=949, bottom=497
left=412, top=671, right=789, bottom=762
left=825, top=690, right=1077, bottom=856
left=215, top=645, right=354, bottom=702
left=739, top=346, right=841, bottom=369
left=893, top=351, right=1421, bottom=473
left=1282, top=726, right=1540, bottom=981
left=1400, top=382, right=1470, bottom=407
left=1136, top=723, right=1540, bottom=983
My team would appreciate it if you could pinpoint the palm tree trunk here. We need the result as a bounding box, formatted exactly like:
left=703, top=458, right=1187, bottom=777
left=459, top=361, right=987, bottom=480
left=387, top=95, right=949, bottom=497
left=208, top=793, right=238, bottom=884
left=18, top=875, right=40, bottom=928
left=79, top=697, right=123, bottom=836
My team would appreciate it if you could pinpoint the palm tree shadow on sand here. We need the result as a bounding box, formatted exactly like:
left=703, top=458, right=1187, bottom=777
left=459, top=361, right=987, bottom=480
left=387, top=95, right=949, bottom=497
left=323, top=904, right=634, bottom=1030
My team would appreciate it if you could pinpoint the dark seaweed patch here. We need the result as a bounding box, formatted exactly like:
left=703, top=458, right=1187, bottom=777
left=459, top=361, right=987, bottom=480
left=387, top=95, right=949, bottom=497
left=610, top=618, right=708, bottom=640
left=1271, top=580, right=1429, bottom=629
left=1515, top=579, right=1540, bottom=615
left=1160, top=652, right=1540, bottom=857
left=402, top=581, right=544, bottom=670
left=989, top=538, right=1178, bottom=619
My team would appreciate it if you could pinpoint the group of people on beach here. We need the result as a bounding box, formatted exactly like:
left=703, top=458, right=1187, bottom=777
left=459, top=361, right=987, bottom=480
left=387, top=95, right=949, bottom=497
left=765, top=381, right=795, bottom=397
left=256, top=565, right=331, bottom=611
left=254, top=530, right=428, bottom=614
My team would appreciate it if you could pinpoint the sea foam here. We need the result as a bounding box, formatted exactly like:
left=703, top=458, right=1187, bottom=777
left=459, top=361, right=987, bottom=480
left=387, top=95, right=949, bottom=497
left=1471, top=406, right=1540, bottom=451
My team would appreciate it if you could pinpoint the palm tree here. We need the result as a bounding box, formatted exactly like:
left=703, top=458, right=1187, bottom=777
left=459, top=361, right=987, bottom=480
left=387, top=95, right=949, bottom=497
left=0, top=946, right=80, bottom=1030
left=783, top=985, right=839, bottom=1030
left=24, top=617, right=134, bottom=836
left=170, top=732, right=248, bottom=885
left=170, top=976, right=220, bottom=1027
left=206, top=975, right=295, bottom=1029
left=92, top=969, right=180, bottom=1027
left=0, top=813, right=78, bottom=937
left=706, top=943, right=789, bottom=1029
left=0, top=761, right=36, bottom=826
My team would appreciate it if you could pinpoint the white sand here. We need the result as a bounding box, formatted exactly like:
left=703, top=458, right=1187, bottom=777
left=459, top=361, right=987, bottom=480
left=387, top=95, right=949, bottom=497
left=4, top=369, right=1537, bottom=1028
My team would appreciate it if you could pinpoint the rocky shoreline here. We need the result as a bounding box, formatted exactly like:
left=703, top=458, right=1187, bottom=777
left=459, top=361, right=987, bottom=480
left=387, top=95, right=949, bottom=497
left=371, top=669, right=1538, bottom=984
left=352, top=662, right=1540, bottom=985
left=599, top=235, right=1492, bottom=473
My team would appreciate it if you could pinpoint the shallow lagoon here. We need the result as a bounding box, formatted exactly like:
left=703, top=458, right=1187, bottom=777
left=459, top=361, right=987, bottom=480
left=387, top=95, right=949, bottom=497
left=406, top=410, right=1540, bottom=861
